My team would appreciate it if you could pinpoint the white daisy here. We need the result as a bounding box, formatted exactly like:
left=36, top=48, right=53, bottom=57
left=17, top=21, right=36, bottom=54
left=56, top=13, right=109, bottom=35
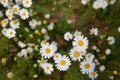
left=81, top=0, right=90, bottom=5
left=69, top=47, right=86, bottom=61
left=12, top=5, right=20, bottom=15
left=18, top=41, right=26, bottom=48
left=6, top=28, right=16, bottom=39
left=48, top=22, right=54, bottom=31
left=101, top=0, right=108, bottom=9
left=0, top=18, right=9, bottom=27
left=64, top=32, right=73, bottom=41
left=44, top=13, right=50, bottom=19
left=2, top=28, right=7, bottom=36
left=73, top=35, right=89, bottom=50
left=40, top=40, right=47, bottom=46
left=93, top=0, right=101, bottom=9
left=80, top=60, right=95, bottom=74
left=90, top=28, right=99, bottom=36
left=44, top=35, right=50, bottom=41
left=37, top=58, right=47, bottom=67
left=0, top=0, right=8, bottom=7
left=15, top=0, right=22, bottom=4
left=40, top=43, right=57, bottom=59
left=85, top=53, right=95, bottom=61
left=73, top=31, right=82, bottom=37
left=0, top=11, right=3, bottom=17
left=5, top=9, right=13, bottom=20
left=89, top=71, right=98, bottom=80
left=29, top=19, right=37, bottom=29
left=55, top=55, right=71, bottom=71
left=19, top=9, right=29, bottom=20
left=99, top=65, right=105, bottom=71
left=42, top=63, right=54, bottom=75
left=53, top=53, right=62, bottom=63
left=107, top=36, right=115, bottom=45
left=22, top=0, right=32, bottom=8
left=10, top=19, right=20, bottom=29
left=110, top=0, right=116, bottom=5
left=27, top=47, right=33, bottom=53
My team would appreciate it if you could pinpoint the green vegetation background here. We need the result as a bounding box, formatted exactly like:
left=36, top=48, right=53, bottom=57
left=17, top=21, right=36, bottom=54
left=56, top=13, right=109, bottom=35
left=0, top=0, right=120, bottom=80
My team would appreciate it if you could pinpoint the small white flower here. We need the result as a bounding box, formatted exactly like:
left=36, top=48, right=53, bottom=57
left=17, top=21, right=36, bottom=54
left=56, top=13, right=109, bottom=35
left=10, top=19, right=20, bottom=29
left=44, top=35, right=50, bottom=41
left=53, top=53, right=62, bottom=63
left=2, top=28, right=7, bottom=36
left=44, top=13, right=50, bottom=19
left=101, top=0, right=108, bottom=9
left=12, top=5, right=20, bottom=15
left=99, top=65, right=105, bottom=71
left=92, top=45, right=97, bottom=50
left=69, top=47, right=86, bottom=61
left=5, top=9, right=13, bottom=20
left=85, top=53, right=95, bottom=61
left=81, top=0, right=90, bottom=5
left=40, top=43, right=57, bottom=59
left=22, top=0, right=32, bottom=8
left=55, top=55, right=71, bottom=71
left=107, top=36, right=115, bottom=45
left=0, top=0, right=8, bottom=7
left=19, top=9, right=29, bottom=20
left=0, top=18, right=9, bottom=27
left=117, top=27, right=120, bottom=33
left=27, top=47, right=33, bottom=53
left=18, top=41, right=26, bottom=48
left=73, top=31, right=82, bottom=37
left=42, top=63, right=54, bottom=75
left=110, top=0, right=116, bottom=5
left=29, top=19, right=37, bottom=29
left=80, top=60, right=95, bottom=74
left=89, top=71, right=98, bottom=80
left=0, top=11, right=3, bottom=17
left=41, top=28, right=47, bottom=34
left=64, top=32, right=73, bottom=41
left=73, top=35, right=89, bottom=50
left=7, top=72, right=13, bottom=79
left=105, top=48, right=111, bottom=55
left=48, top=23, right=54, bottom=31
left=90, top=28, right=99, bottom=36
left=93, top=0, right=101, bottom=9
left=6, top=28, right=16, bottom=39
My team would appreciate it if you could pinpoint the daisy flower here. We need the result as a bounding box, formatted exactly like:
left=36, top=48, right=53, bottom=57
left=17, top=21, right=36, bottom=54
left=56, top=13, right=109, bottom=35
left=2, top=28, right=7, bottom=36
left=19, top=9, right=29, bottom=20
left=85, top=53, right=95, bottom=61
left=29, top=19, right=37, bottom=29
left=80, top=60, right=95, bottom=74
left=101, top=0, right=108, bottom=9
left=73, top=30, right=82, bottom=37
left=89, top=71, right=98, bottom=80
left=44, top=13, right=50, bottom=19
left=12, top=5, right=20, bottom=15
left=40, top=43, right=57, bottom=59
left=53, top=53, right=62, bottom=63
left=0, top=11, right=3, bottom=17
left=0, top=18, right=9, bottom=27
left=48, top=22, right=54, bottom=31
left=117, top=27, right=120, bottom=33
left=90, top=28, right=99, bottom=36
left=0, top=0, right=8, bottom=7
left=22, top=0, right=32, bottom=8
left=15, top=0, right=22, bottom=4
left=40, top=40, right=47, bottom=46
left=37, top=58, right=47, bottom=67
left=7, top=72, right=13, bottom=79
left=99, top=65, right=105, bottom=71
left=42, top=63, right=54, bottom=75
left=55, top=55, right=71, bottom=71
left=73, top=35, right=89, bottom=50
left=18, top=41, right=26, bottom=48
left=107, top=36, right=115, bottom=45
left=5, top=9, right=13, bottom=20
left=110, top=0, right=116, bottom=5
left=10, top=19, right=20, bottom=29
left=69, top=47, right=86, bottom=61
left=93, top=0, right=101, bottom=9
left=64, top=32, right=73, bottom=41
left=81, top=0, right=90, bottom=5
left=6, top=28, right=16, bottom=39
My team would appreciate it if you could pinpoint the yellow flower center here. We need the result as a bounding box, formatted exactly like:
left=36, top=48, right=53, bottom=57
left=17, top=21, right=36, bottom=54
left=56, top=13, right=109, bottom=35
left=9, top=31, right=13, bottom=35
left=46, top=66, right=50, bottom=70
left=1, top=19, right=7, bottom=25
left=12, top=20, right=17, bottom=24
left=77, top=40, right=84, bottom=46
left=91, top=72, right=96, bottom=77
left=40, top=59, right=45, bottom=64
left=74, top=51, right=80, bottom=58
left=45, top=48, right=51, bottom=54
left=25, top=0, right=29, bottom=4
left=2, top=0, right=6, bottom=3
left=13, top=8, right=17, bottom=12
left=22, top=12, right=26, bottom=16
left=84, top=63, right=90, bottom=69
left=96, top=4, right=99, bottom=7
left=60, top=60, right=66, bottom=66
